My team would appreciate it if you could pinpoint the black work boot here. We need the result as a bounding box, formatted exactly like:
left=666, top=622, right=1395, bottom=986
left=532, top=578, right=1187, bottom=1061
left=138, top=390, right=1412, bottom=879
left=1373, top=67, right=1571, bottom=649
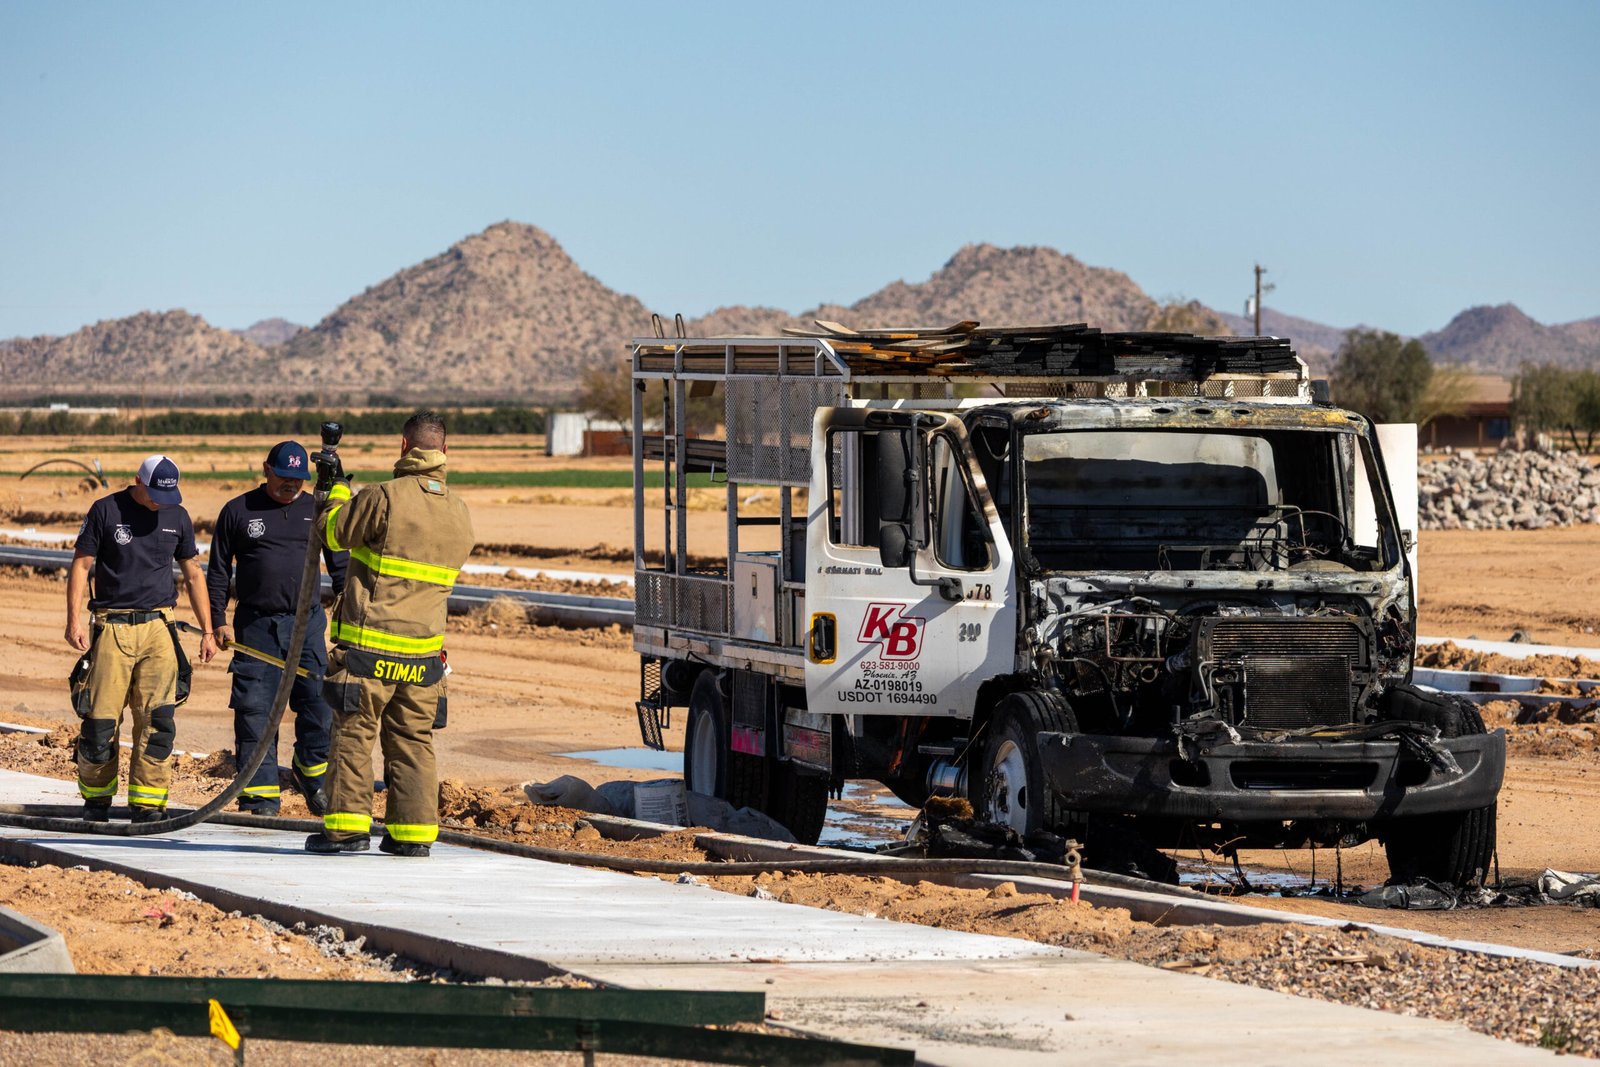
left=129, top=806, right=167, bottom=824
left=237, top=802, right=281, bottom=818
left=81, top=799, right=111, bottom=823
left=291, top=766, right=329, bottom=816
left=378, top=834, right=430, bottom=858
left=304, top=833, right=370, bottom=854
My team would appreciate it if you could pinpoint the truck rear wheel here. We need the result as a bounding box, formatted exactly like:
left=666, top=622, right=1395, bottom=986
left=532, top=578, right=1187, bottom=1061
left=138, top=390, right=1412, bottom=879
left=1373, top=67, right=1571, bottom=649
left=684, top=672, right=768, bottom=809
left=769, top=764, right=829, bottom=845
left=974, top=690, right=1077, bottom=835
left=684, top=672, right=727, bottom=798
left=1378, top=685, right=1497, bottom=887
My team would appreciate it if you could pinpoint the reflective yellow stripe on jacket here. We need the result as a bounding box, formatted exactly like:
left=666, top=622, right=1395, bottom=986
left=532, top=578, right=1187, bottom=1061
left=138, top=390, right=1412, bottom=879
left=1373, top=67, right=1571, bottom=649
left=350, top=546, right=459, bottom=587
left=330, top=621, right=445, bottom=656
left=322, top=481, right=352, bottom=551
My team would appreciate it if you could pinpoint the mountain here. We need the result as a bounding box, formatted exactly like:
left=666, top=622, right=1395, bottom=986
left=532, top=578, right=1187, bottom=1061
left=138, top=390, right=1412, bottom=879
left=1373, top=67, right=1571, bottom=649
left=275, top=222, right=652, bottom=399
left=4, top=225, right=1593, bottom=402
left=0, top=310, right=265, bottom=396
left=692, top=243, right=1163, bottom=339
left=234, top=317, right=305, bottom=347
left=1419, top=304, right=1600, bottom=374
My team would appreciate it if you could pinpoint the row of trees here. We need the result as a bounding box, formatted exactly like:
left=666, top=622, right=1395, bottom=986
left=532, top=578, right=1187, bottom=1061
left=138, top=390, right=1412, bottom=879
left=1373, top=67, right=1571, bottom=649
left=1512, top=365, right=1600, bottom=452
left=0, top=407, right=548, bottom=437
left=1329, top=330, right=1600, bottom=450
left=1328, top=329, right=1475, bottom=426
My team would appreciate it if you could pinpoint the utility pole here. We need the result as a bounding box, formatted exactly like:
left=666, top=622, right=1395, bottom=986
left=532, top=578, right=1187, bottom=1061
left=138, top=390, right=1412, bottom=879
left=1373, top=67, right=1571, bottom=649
left=1250, top=264, right=1275, bottom=336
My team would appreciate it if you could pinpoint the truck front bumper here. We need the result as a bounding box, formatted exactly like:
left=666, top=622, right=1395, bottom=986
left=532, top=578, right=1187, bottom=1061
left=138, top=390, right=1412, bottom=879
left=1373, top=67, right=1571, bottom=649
left=1038, top=730, right=1506, bottom=822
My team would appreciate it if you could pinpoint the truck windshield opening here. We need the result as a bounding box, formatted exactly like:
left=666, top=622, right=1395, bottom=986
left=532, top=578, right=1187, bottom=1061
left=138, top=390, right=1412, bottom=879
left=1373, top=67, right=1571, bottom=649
left=1021, top=428, right=1396, bottom=573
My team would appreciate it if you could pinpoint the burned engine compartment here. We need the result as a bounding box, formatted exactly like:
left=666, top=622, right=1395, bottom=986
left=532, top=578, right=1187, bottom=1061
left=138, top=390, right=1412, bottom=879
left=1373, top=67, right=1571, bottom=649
left=1028, top=582, right=1416, bottom=740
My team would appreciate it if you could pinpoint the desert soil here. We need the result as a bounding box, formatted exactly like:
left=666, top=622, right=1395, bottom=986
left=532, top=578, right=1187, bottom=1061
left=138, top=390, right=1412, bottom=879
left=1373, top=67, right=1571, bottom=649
left=4, top=437, right=1600, bottom=1057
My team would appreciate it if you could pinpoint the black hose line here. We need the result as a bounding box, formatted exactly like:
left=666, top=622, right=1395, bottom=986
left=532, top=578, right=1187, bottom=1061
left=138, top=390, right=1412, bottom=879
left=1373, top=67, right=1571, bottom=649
left=0, top=803, right=1203, bottom=900
left=0, top=491, right=326, bottom=837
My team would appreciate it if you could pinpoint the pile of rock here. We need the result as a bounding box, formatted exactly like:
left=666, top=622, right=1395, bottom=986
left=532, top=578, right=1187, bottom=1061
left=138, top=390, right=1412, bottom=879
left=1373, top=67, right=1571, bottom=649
left=1418, top=449, right=1600, bottom=530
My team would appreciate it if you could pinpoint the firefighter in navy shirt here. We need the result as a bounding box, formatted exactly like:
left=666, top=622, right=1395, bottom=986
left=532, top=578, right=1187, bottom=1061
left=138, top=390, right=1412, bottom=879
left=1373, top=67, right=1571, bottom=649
left=66, top=455, right=218, bottom=821
left=206, top=441, right=348, bottom=816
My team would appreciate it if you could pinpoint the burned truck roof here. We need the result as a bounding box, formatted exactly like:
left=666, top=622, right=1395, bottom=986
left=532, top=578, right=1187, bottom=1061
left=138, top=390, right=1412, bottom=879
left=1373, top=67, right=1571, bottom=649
left=631, top=321, right=1310, bottom=401
left=967, top=396, right=1368, bottom=433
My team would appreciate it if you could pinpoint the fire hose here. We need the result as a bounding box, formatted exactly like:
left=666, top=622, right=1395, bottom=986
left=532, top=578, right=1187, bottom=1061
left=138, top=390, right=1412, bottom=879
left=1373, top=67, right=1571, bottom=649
left=0, top=422, right=345, bottom=837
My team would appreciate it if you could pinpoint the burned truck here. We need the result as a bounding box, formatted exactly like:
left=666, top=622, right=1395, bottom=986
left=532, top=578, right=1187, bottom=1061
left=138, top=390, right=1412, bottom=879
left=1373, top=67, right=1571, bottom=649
left=630, top=323, right=1503, bottom=886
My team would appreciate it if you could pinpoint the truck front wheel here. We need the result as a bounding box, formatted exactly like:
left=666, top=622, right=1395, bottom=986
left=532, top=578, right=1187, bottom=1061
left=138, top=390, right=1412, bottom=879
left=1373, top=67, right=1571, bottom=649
left=1377, top=685, right=1498, bottom=888
left=974, top=690, right=1077, bottom=835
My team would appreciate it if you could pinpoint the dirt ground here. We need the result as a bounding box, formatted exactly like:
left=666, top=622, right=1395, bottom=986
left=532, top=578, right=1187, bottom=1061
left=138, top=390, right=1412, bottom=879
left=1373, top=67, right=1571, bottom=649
left=5, top=437, right=1600, bottom=1056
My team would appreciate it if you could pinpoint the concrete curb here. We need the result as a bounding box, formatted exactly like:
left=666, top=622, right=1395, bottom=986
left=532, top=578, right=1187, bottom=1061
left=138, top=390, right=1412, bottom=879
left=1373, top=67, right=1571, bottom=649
left=0, top=905, right=74, bottom=974
left=581, top=812, right=1600, bottom=971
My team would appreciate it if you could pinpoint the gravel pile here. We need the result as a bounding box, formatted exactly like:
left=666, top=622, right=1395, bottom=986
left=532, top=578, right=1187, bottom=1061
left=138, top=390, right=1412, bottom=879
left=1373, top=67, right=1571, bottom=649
left=1155, top=924, right=1600, bottom=1056
left=1421, top=450, right=1600, bottom=530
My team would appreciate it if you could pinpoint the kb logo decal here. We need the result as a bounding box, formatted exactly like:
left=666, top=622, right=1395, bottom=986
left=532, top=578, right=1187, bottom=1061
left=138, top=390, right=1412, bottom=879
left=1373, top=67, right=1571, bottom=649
left=858, top=602, right=924, bottom=659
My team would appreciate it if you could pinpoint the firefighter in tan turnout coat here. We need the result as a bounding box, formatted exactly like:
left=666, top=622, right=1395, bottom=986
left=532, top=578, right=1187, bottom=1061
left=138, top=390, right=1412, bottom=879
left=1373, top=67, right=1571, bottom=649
left=303, top=412, right=474, bottom=857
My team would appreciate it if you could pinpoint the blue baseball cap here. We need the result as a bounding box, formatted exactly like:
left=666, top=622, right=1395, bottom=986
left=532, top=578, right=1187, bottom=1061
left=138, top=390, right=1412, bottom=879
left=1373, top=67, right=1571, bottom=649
left=136, top=455, right=182, bottom=505
left=265, top=440, right=310, bottom=480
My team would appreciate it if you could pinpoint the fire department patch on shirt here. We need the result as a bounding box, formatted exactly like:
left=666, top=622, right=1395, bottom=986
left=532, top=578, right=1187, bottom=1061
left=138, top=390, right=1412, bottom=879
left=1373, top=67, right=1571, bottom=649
left=113, top=525, right=132, bottom=545
left=246, top=518, right=267, bottom=538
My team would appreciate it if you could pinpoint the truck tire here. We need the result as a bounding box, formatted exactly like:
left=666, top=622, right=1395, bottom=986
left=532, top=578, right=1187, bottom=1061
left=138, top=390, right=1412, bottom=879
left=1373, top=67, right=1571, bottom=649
left=684, top=671, right=769, bottom=808
left=768, top=764, right=829, bottom=845
left=974, top=690, right=1077, bottom=835
left=684, top=671, right=728, bottom=798
left=1378, top=685, right=1498, bottom=887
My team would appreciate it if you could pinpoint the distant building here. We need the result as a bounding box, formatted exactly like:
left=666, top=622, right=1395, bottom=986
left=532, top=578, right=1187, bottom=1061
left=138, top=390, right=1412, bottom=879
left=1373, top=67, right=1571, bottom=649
left=1423, top=375, right=1511, bottom=450
left=544, top=412, right=631, bottom=457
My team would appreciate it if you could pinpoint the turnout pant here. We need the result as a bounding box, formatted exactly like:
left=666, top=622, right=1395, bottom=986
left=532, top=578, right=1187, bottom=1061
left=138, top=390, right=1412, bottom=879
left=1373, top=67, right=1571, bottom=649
left=77, top=612, right=178, bottom=809
left=229, top=610, right=332, bottom=811
left=321, top=648, right=443, bottom=845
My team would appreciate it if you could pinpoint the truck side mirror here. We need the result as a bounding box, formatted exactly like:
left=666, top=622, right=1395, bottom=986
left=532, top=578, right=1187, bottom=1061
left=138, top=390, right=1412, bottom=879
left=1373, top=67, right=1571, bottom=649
left=876, top=428, right=918, bottom=568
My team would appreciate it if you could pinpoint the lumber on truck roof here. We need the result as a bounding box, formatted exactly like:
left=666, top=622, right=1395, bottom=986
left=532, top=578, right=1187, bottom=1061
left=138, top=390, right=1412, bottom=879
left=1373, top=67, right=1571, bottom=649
left=631, top=320, right=1307, bottom=386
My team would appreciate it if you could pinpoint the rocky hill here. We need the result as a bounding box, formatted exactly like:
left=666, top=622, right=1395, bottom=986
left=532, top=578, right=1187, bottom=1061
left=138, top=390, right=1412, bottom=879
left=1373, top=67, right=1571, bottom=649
left=234, top=317, right=305, bottom=347
left=1419, top=304, right=1600, bottom=373
left=5, top=225, right=1593, bottom=402
left=692, top=243, right=1162, bottom=338
left=275, top=222, right=652, bottom=398
left=0, top=310, right=265, bottom=396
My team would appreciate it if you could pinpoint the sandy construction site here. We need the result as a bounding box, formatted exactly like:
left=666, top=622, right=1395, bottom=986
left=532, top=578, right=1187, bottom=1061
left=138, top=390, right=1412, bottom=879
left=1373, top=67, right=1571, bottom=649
left=3, top=435, right=1600, bottom=1060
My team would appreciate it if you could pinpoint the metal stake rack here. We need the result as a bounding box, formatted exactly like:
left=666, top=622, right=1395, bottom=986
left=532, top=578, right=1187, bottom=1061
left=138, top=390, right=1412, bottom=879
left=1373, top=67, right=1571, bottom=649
left=629, top=321, right=1309, bottom=717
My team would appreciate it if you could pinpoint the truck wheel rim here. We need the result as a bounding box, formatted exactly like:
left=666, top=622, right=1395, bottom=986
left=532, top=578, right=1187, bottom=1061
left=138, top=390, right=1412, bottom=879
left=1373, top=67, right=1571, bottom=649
left=987, top=739, right=1029, bottom=833
left=687, top=711, right=718, bottom=793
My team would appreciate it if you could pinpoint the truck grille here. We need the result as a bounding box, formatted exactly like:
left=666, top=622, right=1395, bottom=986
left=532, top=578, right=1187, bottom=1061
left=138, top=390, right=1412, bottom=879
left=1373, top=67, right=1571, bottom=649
left=1204, top=617, right=1368, bottom=659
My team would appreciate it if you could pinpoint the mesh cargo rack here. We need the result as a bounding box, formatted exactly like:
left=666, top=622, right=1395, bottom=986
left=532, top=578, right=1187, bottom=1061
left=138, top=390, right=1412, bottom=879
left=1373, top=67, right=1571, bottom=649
left=628, top=321, right=1311, bottom=656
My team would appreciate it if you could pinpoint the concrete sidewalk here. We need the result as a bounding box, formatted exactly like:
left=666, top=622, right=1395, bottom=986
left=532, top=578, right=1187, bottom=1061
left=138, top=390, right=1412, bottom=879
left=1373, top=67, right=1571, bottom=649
left=0, top=770, right=1555, bottom=1065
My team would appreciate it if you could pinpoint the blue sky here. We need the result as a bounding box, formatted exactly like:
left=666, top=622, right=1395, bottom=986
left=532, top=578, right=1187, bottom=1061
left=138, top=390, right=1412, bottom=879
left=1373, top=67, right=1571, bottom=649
left=1, top=2, right=1595, bottom=340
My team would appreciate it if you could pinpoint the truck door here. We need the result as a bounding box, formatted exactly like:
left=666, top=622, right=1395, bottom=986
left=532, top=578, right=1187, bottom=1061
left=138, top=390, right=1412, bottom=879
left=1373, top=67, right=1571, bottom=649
left=803, top=408, right=1016, bottom=720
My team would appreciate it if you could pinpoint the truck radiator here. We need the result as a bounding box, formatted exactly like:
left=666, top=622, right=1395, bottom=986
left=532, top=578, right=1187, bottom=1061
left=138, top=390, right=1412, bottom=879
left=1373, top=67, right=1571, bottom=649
left=1242, top=654, right=1352, bottom=729
left=1197, top=617, right=1370, bottom=729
